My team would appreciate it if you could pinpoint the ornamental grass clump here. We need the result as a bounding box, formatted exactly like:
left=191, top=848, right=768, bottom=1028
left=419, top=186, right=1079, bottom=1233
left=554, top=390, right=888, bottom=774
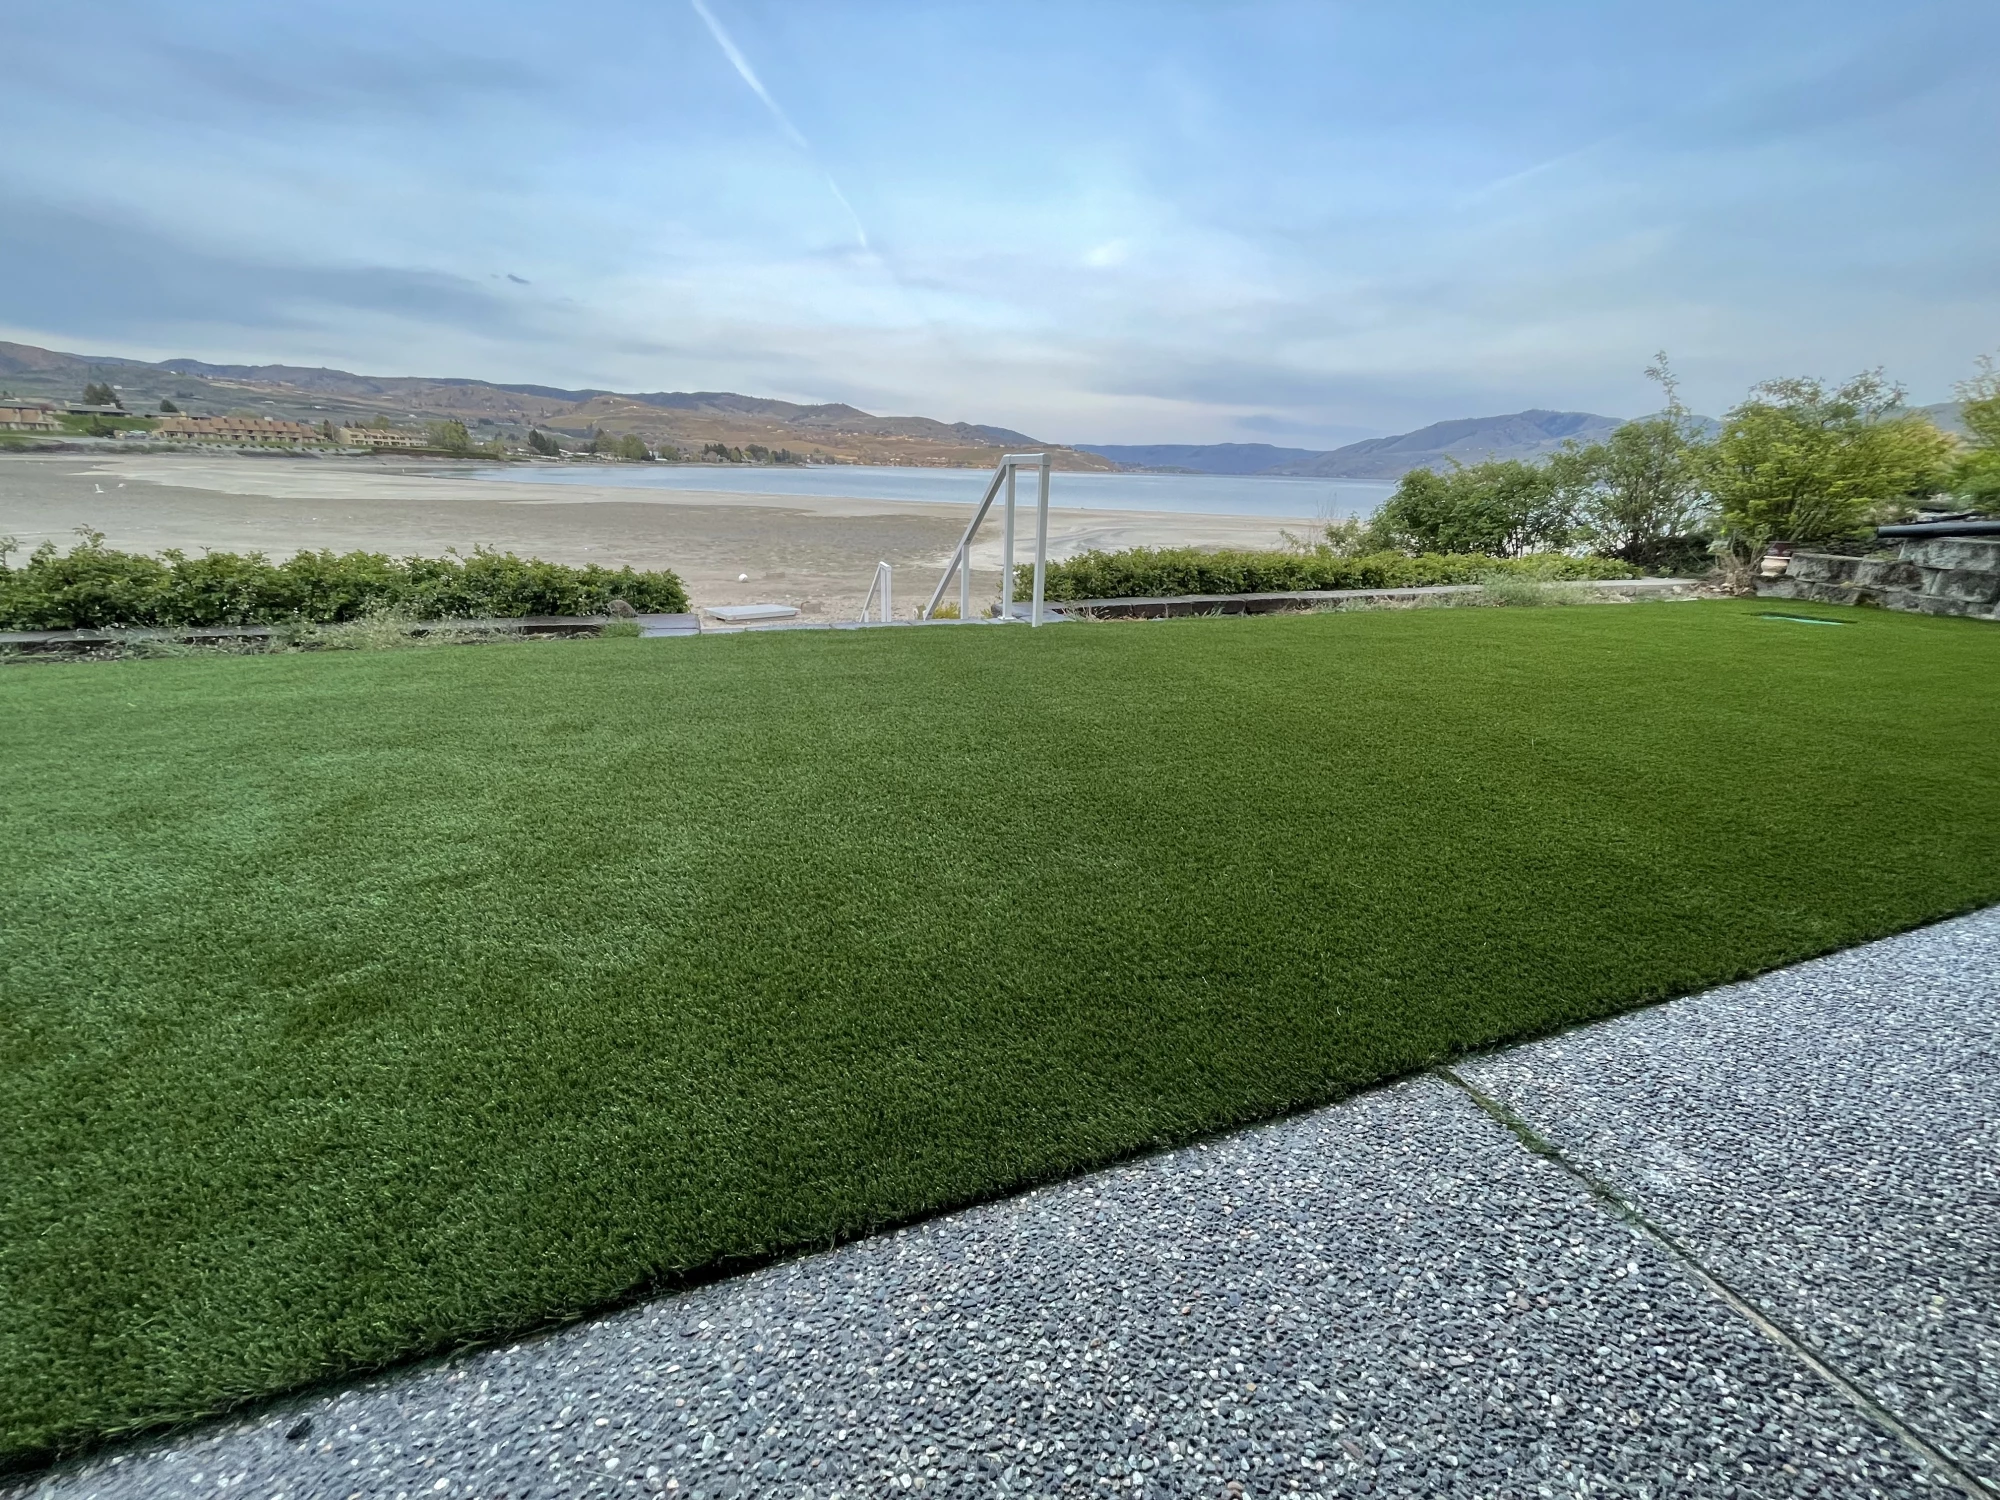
left=285, top=608, right=510, bottom=652
left=1471, top=571, right=1599, bottom=608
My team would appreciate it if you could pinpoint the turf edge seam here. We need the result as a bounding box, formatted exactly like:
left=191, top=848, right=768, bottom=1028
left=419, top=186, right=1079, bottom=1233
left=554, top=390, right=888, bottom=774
left=1430, top=1065, right=1995, bottom=1498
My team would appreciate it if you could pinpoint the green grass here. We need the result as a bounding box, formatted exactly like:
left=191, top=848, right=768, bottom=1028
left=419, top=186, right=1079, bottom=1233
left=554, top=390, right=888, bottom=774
left=3, top=600, right=1997, bottom=1463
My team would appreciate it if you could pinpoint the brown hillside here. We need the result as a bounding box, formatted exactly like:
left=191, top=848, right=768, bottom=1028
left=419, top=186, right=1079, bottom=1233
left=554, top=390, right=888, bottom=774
left=0, top=340, right=1111, bottom=469
left=554, top=396, right=1112, bottom=470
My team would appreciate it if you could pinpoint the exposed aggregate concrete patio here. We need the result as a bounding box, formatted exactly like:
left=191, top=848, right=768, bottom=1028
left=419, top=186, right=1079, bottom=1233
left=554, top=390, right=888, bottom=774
left=14, top=909, right=1996, bottom=1500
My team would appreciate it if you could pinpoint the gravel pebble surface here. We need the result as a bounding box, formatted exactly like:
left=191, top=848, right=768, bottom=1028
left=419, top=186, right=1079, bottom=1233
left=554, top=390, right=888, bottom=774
left=17, top=1067, right=1946, bottom=1500
left=1460, top=907, right=2000, bottom=1488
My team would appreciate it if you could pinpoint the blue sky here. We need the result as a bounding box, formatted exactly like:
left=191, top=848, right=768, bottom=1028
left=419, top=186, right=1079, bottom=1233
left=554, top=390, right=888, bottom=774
left=3, top=1, right=1994, bottom=443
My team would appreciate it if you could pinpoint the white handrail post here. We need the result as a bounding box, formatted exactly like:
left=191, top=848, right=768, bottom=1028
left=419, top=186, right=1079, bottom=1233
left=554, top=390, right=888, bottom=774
left=957, top=543, right=970, bottom=620
left=861, top=560, right=892, bottom=622
left=1031, top=452, right=1051, bottom=626
left=1001, top=462, right=1018, bottom=620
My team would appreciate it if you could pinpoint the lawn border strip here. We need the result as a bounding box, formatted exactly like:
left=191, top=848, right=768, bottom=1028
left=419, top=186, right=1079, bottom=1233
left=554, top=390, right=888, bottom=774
left=1433, top=1065, right=1996, bottom=1498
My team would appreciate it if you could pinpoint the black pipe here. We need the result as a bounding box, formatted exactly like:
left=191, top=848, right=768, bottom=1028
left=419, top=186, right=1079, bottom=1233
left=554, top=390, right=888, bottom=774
left=1875, top=519, right=2000, bottom=539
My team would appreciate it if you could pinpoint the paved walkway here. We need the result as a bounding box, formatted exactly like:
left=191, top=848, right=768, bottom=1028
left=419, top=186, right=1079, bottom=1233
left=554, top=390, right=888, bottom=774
left=16, top=911, right=1997, bottom=1499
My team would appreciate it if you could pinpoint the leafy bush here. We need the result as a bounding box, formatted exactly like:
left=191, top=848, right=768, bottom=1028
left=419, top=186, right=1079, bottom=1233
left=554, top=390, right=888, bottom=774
left=0, top=533, right=689, bottom=630
left=1558, top=358, right=1717, bottom=568
left=1372, top=460, right=1576, bottom=557
left=1701, top=371, right=1954, bottom=551
left=1026, top=548, right=1636, bottom=602
left=1951, top=356, right=2000, bottom=507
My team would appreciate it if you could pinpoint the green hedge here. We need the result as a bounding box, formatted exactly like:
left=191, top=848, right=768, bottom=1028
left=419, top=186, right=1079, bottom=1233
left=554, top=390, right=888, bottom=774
left=0, top=536, right=688, bottom=630
left=1023, top=547, right=1640, bottom=602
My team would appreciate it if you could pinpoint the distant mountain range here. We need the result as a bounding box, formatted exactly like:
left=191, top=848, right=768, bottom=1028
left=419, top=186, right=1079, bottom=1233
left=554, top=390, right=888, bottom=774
left=1071, top=442, right=1328, bottom=475
left=0, top=341, right=1113, bottom=470
left=1920, top=401, right=1967, bottom=436
left=1087, top=402, right=1972, bottom=482
left=1081, top=410, right=1629, bottom=482
left=5, top=339, right=1965, bottom=479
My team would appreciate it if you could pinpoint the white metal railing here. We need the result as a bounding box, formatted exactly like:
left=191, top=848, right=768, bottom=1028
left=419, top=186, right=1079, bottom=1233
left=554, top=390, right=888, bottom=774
left=922, top=451, right=1052, bottom=625
left=859, top=560, right=893, bottom=622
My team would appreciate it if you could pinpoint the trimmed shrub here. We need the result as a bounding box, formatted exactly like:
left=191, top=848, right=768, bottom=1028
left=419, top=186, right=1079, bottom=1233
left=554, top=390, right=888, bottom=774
left=0, top=534, right=689, bottom=630
left=1024, top=548, right=1637, bottom=602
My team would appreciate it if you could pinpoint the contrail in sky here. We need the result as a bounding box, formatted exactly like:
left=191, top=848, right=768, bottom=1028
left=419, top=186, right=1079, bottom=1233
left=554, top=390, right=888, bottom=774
left=688, top=0, right=872, bottom=251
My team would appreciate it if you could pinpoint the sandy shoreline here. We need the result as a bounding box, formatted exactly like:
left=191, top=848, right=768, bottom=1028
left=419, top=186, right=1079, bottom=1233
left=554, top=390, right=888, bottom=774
left=0, top=454, right=1317, bottom=617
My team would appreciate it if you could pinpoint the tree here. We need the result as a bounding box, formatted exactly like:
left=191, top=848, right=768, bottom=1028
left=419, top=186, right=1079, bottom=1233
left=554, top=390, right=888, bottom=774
left=1950, top=356, right=2000, bottom=507
left=1701, top=371, right=1955, bottom=551
left=1372, top=459, right=1574, bottom=557
left=425, top=419, right=474, bottom=456
left=1560, top=355, right=1716, bottom=572
left=158, top=399, right=180, bottom=414
left=319, top=419, right=337, bottom=443
left=527, top=428, right=561, bottom=456
left=613, top=433, right=651, bottom=461
left=82, top=381, right=119, bottom=408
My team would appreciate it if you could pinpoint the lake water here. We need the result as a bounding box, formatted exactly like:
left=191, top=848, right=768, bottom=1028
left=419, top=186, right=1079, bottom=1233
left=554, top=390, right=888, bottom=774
left=450, top=461, right=1395, bottom=521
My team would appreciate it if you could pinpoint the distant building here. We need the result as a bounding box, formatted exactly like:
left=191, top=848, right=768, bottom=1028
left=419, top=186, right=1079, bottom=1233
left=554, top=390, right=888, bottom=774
left=155, top=415, right=319, bottom=445
left=338, top=426, right=427, bottom=449
left=0, top=402, right=62, bottom=432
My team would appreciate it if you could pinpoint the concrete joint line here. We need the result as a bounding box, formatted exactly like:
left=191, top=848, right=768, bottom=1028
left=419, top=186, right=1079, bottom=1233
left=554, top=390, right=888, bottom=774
left=1432, top=1064, right=1995, bottom=1498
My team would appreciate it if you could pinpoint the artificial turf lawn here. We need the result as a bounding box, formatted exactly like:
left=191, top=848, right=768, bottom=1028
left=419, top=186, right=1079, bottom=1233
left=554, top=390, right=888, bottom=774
left=4, top=600, right=1998, bottom=1462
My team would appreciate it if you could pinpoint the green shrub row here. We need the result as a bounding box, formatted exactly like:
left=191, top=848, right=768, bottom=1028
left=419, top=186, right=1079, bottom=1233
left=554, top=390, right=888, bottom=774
left=0, top=534, right=688, bottom=630
left=1023, top=548, right=1639, bottom=602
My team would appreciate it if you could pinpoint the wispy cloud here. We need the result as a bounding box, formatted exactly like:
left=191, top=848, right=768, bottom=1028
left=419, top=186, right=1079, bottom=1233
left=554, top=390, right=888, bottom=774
left=687, top=0, right=871, bottom=252
left=687, top=0, right=807, bottom=150
left=1460, top=139, right=1614, bottom=206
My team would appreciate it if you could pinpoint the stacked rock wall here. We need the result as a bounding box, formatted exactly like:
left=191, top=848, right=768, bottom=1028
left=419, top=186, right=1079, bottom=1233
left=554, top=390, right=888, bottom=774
left=1757, top=536, right=2000, bottom=621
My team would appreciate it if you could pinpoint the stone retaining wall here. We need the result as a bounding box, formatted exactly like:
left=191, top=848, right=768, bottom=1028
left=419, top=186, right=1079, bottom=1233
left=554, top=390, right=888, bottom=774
left=1757, top=536, right=2000, bottom=621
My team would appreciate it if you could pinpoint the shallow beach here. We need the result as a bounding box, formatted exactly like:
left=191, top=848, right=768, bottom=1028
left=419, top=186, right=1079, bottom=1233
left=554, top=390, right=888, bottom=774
left=0, top=454, right=1323, bottom=617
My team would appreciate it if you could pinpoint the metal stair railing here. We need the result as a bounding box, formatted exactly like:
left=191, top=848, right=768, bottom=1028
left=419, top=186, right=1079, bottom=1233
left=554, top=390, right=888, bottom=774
left=922, top=452, right=1052, bottom=625
left=859, top=560, right=893, bottom=622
